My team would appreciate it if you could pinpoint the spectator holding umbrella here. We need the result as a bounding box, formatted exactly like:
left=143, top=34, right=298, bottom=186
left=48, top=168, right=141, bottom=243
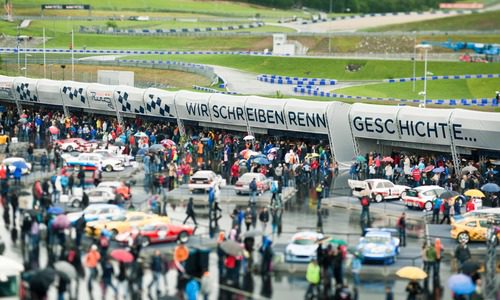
left=101, top=257, right=118, bottom=298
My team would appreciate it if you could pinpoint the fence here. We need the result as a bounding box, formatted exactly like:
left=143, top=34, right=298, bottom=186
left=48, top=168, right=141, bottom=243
left=257, top=74, right=336, bottom=86
left=386, top=73, right=500, bottom=83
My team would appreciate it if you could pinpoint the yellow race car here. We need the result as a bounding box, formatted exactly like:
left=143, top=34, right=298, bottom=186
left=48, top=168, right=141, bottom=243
left=86, top=211, right=169, bottom=237
left=450, top=216, right=500, bottom=244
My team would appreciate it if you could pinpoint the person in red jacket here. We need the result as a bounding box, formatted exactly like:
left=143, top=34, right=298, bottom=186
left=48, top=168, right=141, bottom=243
left=411, top=167, right=421, bottom=187
left=465, top=198, right=475, bottom=212
left=230, top=162, right=239, bottom=185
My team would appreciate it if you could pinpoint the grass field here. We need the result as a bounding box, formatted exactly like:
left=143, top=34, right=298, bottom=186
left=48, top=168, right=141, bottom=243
left=125, top=55, right=500, bottom=80
left=333, top=78, right=500, bottom=99
left=14, top=0, right=307, bottom=18
left=367, top=10, right=500, bottom=32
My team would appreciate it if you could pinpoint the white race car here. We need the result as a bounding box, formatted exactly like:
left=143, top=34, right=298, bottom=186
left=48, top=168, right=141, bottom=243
left=285, top=231, right=324, bottom=263
left=188, top=170, right=226, bottom=193
left=401, top=185, right=446, bottom=211
left=60, top=187, right=116, bottom=208
left=93, top=149, right=134, bottom=167
left=64, top=153, right=124, bottom=172
left=348, top=179, right=410, bottom=203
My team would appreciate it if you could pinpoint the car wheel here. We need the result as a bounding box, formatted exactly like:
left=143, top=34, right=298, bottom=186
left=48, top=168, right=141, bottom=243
left=178, top=231, right=189, bottom=244
left=142, top=237, right=151, bottom=247
left=374, top=194, right=384, bottom=203
left=66, top=146, right=73, bottom=152
left=400, top=191, right=407, bottom=199
left=71, top=199, right=81, bottom=208
left=236, top=191, right=241, bottom=195
left=424, top=201, right=433, bottom=212
left=457, top=232, right=470, bottom=244
left=105, top=165, right=113, bottom=172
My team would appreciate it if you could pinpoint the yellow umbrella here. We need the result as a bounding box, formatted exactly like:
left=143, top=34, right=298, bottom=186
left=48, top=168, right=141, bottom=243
left=464, top=189, right=485, bottom=198
left=396, top=266, right=427, bottom=280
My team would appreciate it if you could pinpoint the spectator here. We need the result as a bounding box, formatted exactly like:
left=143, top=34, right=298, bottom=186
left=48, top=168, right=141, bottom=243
left=305, top=259, right=321, bottom=299
left=259, top=207, right=269, bottom=233
left=454, top=240, right=471, bottom=272
left=183, top=197, right=197, bottom=226
left=432, top=196, right=443, bottom=224
left=440, top=200, right=451, bottom=224
left=397, top=212, right=406, bottom=247
left=85, top=244, right=101, bottom=297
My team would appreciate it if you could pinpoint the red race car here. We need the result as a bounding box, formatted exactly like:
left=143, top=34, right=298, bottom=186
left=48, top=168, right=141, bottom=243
left=116, top=222, right=195, bottom=246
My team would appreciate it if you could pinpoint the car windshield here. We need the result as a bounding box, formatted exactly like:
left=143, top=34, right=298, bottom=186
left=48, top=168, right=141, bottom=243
left=406, top=190, right=418, bottom=197
left=110, top=215, right=126, bottom=221
left=84, top=209, right=97, bottom=214
left=365, top=236, right=390, bottom=244
left=293, top=238, right=315, bottom=245
left=141, top=224, right=156, bottom=231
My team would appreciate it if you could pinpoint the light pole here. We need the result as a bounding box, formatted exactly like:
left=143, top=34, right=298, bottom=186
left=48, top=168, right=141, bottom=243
left=416, top=44, right=432, bottom=108
left=412, top=31, right=417, bottom=92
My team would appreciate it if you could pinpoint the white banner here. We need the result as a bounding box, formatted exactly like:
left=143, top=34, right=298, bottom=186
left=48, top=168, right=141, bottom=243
left=86, top=83, right=116, bottom=112
left=208, top=94, right=248, bottom=126
left=244, top=96, right=288, bottom=131
left=60, top=81, right=90, bottom=109
left=350, top=103, right=402, bottom=141
left=13, top=77, right=38, bottom=102
left=174, top=90, right=213, bottom=122
left=0, top=75, right=14, bottom=101
left=284, top=99, right=329, bottom=134
left=36, top=79, right=64, bottom=106
left=114, top=85, right=146, bottom=114
left=327, top=102, right=356, bottom=162
left=451, top=109, right=500, bottom=151
left=142, top=88, right=177, bottom=118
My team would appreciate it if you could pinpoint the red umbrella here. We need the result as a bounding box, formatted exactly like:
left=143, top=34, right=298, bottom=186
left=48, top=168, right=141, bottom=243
left=52, top=214, right=70, bottom=230
left=160, top=139, right=176, bottom=147
left=423, top=165, right=435, bottom=173
left=381, top=156, right=394, bottom=163
left=49, top=126, right=60, bottom=135
left=110, top=249, right=134, bottom=263
left=20, top=113, right=28, bottom=119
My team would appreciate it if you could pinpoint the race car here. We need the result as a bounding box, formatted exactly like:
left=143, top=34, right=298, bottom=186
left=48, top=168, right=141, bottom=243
left=115, top=221, right=195, bottom=246
left=98, top=181, right=132, bottom=201
left=401, top=185, right=446, bottom=211
left=67, top=204, right=124, bottom=224
left=85, top=211, right=169, bottom=237
left=356, top=229, right=400, bottom=265
left=2, top=157, right=32, bottom=175
left=348, top=179, right=410, bottom=202
left=64, top=153, right=124, bottom=172
left=60, top=187, right=116, bottom=208
left=285, top=231, right=324, bottom=263
left=450, top=216, right=500, bottom=244
left=234, top=172, right=272, bottom=195
left=188, top=170, right=226, bottom=193
left=93, top=149, right=134, bottom=167
left=55, top=138, right=83, bottom=152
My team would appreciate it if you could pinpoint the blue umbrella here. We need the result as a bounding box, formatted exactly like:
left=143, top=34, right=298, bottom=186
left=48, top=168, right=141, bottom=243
left=481, top=183, right=500, bottom=193
left=432, top=167, right=445, bottom=173
left=253, top=157, right=270, bottom=165
left=12, top=160, right=28, bottom=170
left=448, top=274, right=475, bottom=295
left=47, top=206, right=64, bottom=215
left=137, top=148, right=148, bottom=156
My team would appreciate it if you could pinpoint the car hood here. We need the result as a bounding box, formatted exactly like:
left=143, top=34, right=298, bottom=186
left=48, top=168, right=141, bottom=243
left=286, top=244, right=318, bottom=256
left=358, top=242, right=392, bottom=254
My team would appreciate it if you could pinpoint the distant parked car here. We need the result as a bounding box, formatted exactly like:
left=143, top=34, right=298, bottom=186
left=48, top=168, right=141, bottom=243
left=188, top=170, right=225, bottom=193
left=60, top=187, right=116, bottom=208
left=348, top=179, right=410, bottom=202
left=234, top=172, right=271, bottom=195
left=67, top=204, right=124, bottom=224
left=64, top=153, right=124, bottom=172
left=115, top=222, right=195, bottom=246
left=285, top=231, right=324, bottom=263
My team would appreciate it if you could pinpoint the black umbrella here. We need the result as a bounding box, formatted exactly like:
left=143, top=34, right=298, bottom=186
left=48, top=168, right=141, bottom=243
left=28, top=268, right=56, bottom=295
left=461, top=261, right=480, bottom=275
left=440, top=191, right=459, bottom=199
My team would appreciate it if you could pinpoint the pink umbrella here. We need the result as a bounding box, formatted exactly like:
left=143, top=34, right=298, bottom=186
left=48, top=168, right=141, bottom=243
left=110, top=249, right=134, bottom=263
left=20, top=113, right=28, bottom=119
left=381, top=156, right=394, bottom=163
left=52, top=214, right=70, bottom=230
left=49, top=126, right=60, bottom=135
left=423, top=165, right=435, bottom=173
left=160, top=139, right=176, bottom=147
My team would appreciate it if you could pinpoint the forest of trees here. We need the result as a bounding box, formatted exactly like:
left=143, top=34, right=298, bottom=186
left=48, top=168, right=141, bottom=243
left=236, top=0, right=456, bottom=13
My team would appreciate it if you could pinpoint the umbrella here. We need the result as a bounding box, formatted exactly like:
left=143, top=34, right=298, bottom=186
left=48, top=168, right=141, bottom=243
left=28, top=268, right=56, bottom=294
left=423, top=165, right=435, bottom=173
left=134, top=132, right=148, bottom=138
left=481, top=183, right=500, bottom=193
left=464, top=189, right=485, bottom=198
left=253, top=157, right=270, bottom=165
left=18, top=118, right=27, bottom=124
left=114, top=140, right=124, bottom=147
left=382, top=156, right=394, bottom=163
left=327, top=238, right=347, bottom=246
left=461, top=261, right=480, bottom=275
left=440, top=190, right=459, bottom=199
left=54, top=261, right=77, bottom=279
left=47, top=206, right=64, bottom=215
left=200, top=137, right=210, bottom=142
left=12, top=160, right=28, bottom=170
left=242, top=229, right=263, bottom=238
left=110, top=249, right=134, bottom=263
left=220, top=240, right=243, bottom=256
left=161, top=139, right=176, bottom=147
left=305, top=153, right=320, bottom=160
left=49, top=126, right=60, bottom=135
left=448, top=274, right=476, bottom=295
left=355, top=155, right=366, bottom=163
left=137, top=148, right=148, bottom=156
left=149, top=144, right=165, bottom=153
left=462, top=166, right=478, bottom=174
left=396, top=266, right=427, bottom=280
left=20, top=113, right=28, bottom=119
left=433, top=167, right=445, bottom=173
left=243, top=135, right=255, bottom=141
left=52, top=214, right=71, bottom=229
left=267, top=147, right=279, bottom=154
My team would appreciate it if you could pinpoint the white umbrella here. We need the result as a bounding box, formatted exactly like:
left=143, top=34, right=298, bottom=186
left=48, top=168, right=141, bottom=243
left=243, top=135, right=255, bottom=141
left=134, top=132, right=148, bottom=138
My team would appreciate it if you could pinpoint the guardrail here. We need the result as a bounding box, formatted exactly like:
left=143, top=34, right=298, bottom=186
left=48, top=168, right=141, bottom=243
left=79, top=22, right=265, bottom=35
left=386, top=73, right=500, bottom=83
left=192, top=85, right=237, bottom=94
left=257, top=74, right=336, bottom=86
